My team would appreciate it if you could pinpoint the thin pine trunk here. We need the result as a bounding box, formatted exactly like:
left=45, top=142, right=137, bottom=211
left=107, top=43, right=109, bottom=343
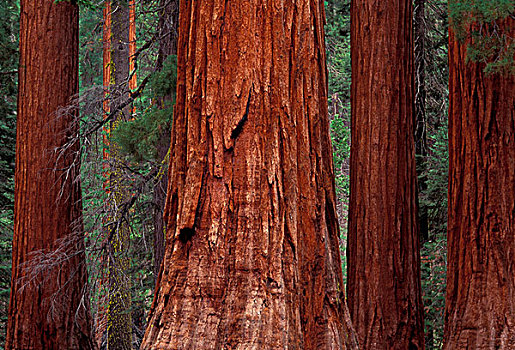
left=102, top=1, right=133, bottom=349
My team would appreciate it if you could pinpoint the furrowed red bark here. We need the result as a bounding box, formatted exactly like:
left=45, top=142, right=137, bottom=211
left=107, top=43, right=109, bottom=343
left=141, top=0, right=358, bottom=348
left=347, top=0, right=425, bottom=348
left=6, top=0, right=93, bottom=349
left=444, top=22, right=515, bottom=349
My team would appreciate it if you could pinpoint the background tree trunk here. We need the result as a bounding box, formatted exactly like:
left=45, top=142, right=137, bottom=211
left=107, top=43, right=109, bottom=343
left=141, top=0, right=358, bottom=348
left=444, top=23, right=515, bottom=349
left=347, top=0, right=425, bottom=348
left=6, top=1, right=93, bottom=349
left=106, top=1, right=133, bottom=349
left=96, top=3, right=113, bottom=346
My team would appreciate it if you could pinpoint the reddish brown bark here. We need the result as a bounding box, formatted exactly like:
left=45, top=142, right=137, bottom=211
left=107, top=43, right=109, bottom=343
left=141, top=0, right=358, bottom=348
left=6, top=1, right=93, bottom=349
left=347, top=0, right=425, bottom=348
left=444, top=23, right=515, bottom=349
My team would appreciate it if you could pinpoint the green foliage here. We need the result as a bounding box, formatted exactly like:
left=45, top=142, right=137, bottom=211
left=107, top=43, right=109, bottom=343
left=420, top=121, right=449, bottom=349
left=149, top=55, right=177, bottom=99
left=449, top=0, right=515, bottom=73
left=421, top=236, right=447, bottom=348
left=325, top=0, right=352, bottom=282
left=55, top=0, right=100, bottom=9
left=78, top=2, right=178, bottom=341
left=330, top=113, right=351, bottom=199
left=0, top=0, right=18, bottom=344
left=417, top=2, right=450, bottom=347
left=112, top=55, right=177, bottom=162
left=450, top=0, right=514, bottom=28
left=325, top=0, right=351, bottom=101
left=0, top=0, right=18, bottom=209
left=79, top=5, right=103, bottom=90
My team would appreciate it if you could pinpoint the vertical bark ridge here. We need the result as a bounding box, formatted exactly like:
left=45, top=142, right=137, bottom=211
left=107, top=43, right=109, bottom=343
left=142, top=0, right=358, bottom=348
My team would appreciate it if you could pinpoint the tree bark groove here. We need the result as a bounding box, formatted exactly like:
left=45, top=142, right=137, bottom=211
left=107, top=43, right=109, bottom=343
left=141, top=0, right=358, bottom=348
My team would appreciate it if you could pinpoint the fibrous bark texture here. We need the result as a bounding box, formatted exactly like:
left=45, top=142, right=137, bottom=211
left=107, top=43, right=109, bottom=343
left=347, top=0, right=425, bottom=348
left=141, top=0, right=358, bottom=349
left=6, top=1, right=93, bottom=349
left=444, top=24, right=515, bottom=349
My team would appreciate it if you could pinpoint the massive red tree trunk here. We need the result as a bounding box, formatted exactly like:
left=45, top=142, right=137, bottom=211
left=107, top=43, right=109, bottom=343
left=6, top=1, right=93, bottom=349
left=347, top=0, right=425, bottom=348
left=141, top=0, right=358, bottom=348
left=444, top=22, right=515, bottom=349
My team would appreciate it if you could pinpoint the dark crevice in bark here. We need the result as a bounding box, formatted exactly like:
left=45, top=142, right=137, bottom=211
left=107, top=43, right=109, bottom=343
left=178, top=227, right=195, bottom=243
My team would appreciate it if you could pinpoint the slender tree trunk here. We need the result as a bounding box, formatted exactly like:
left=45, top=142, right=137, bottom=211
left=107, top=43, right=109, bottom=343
left=107, top=1, right=133, bottom=349
left=96, top=4, right=113, bottom=347
left=129, top=0, right=136, bottom=94
left=152, top=0, right=179, bottom=287
left=141, top=0, right=358, bottom=348
left=444, top=22, right=515, bottom=349
left=347, top=0, right=425, bottom=348
left=6, top=1, right=93, bottom=349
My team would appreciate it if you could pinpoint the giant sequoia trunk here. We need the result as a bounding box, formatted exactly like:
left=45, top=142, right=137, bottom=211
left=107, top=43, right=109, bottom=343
left=444, top=23, right=515, bottom=349
left=141, top=0, right=358, bottom=348
left=6, top=1, right=93, bottom=349
left=347, top=0, right=425, bottom=348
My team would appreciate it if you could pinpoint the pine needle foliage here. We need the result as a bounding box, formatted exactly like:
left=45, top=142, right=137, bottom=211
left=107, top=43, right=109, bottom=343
left=449, top=0, right=515, bottom=74
left=0, top=0, right=18, bottom=344
left=112, top=55, right=177, bottom=162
